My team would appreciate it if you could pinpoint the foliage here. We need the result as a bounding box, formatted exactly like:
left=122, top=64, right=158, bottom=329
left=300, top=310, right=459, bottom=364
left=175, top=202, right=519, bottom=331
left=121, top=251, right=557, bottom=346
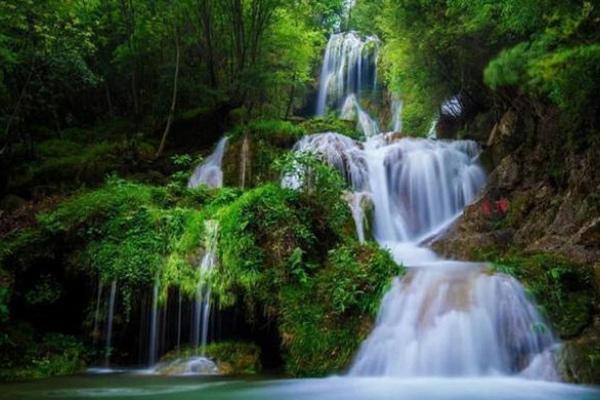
left=214, top=171, right=399, bottom=375
left=367, top=0, right=600, bottom=137
left=0, top=332, right=87, bottom=382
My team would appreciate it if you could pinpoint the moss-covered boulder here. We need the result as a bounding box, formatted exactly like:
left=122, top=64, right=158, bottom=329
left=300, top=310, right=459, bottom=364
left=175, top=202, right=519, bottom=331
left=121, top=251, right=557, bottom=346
left=158, top=342, right=261, bottom=375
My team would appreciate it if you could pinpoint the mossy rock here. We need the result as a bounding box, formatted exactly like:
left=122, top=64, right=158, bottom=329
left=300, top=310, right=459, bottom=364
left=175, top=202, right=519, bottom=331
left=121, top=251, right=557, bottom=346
left=490, top=251, right=596, bottom=338
left=557, top=318, right=600, bottom=384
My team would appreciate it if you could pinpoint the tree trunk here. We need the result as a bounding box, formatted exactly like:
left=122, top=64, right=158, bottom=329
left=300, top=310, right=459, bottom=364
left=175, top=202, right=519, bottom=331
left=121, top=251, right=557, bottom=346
left=156, top=25, right=181, bottom=158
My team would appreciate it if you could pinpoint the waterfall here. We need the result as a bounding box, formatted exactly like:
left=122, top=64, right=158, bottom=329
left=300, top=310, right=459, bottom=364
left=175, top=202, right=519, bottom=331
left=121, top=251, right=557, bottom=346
left=284, top=30, right=561, bottom=381
left=391, top=98, right=403, bottom=133
left=176, top=290, right=183, bottom=350
left=315, top=32, right=379, bottom=116
left=345, top=191, right=371, bottom=244
left=341, top=94, right=380, bottom=138
left=192, top=220, right=219, bottom=356
left=148, top=279, right=159, bottom=366
left=239, top=135, right=251, bottom=188
left=288, top=130, right=559, bottom=379
left=104, top=280, right=117, bottom=367
left=188, top=137, right=229, bottom=189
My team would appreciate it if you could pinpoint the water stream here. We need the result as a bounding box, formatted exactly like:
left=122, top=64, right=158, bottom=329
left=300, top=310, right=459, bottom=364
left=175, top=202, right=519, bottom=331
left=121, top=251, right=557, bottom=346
left=104, top=280, right=117, bottom=367
left=188, top=137, right=229, bottom=189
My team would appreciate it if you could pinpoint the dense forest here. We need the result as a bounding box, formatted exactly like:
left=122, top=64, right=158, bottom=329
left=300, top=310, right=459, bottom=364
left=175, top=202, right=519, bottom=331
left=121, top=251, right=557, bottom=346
left=0, top=0, right=599, bottom=397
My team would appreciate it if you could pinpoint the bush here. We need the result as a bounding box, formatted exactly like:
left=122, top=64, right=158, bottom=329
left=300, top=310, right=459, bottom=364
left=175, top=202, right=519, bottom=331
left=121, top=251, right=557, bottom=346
left=0, top=332, right=87, bottom=382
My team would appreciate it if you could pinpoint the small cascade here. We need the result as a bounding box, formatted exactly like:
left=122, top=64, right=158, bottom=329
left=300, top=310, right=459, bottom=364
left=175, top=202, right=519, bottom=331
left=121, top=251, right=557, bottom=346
left=104, top=280, right=117, bottom=367
left=176, top=290, right=183, bottom=350
left=345, top=191, right=371, bottom=243
left=284, top=132, right=368, bottom=191
left=341, top=94, right=380, bottom=138
left=427, top=117, right=439, bottom=139
left=316, top=32, right=379, bottom=115
left=188, top=137, right=229, bottom=189
left=155, top=220, right=220, bottom=375
left=148, top=279, right=159, bottom=366
left=391, top=98, right=403, bottom=133
left=193, top=220, right=219, bottom=355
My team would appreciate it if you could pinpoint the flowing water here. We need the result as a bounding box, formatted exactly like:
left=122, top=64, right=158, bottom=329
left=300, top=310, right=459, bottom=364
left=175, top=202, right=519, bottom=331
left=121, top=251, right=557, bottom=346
left=104, top=281, right=117, bottom=367
left=188, top=137, right=229, bottom=189
left=2, top=374, right=598, bottom=400
left=316, top=32, right=379, bottom=115
left=148, top=280, right=159, bottom=366
left=290, top=130, right=559, bottom=380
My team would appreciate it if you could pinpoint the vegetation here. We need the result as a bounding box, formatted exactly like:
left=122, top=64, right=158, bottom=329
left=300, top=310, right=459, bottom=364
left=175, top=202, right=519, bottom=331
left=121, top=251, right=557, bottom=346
left=160, top=342, right=262, bottom=375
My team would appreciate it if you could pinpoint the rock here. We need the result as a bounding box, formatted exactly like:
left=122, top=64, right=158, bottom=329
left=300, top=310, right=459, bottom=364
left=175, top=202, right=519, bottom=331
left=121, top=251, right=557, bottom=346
left=557, top=317, right=600, bottom=384
left=154, top=356, right=219, bottom=376
left=488, top=155, right=520, bottom=191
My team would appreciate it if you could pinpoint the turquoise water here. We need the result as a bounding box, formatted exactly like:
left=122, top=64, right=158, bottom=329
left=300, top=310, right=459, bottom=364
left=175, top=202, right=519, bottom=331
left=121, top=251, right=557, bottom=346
left=2, top=374, right=599, bottom=400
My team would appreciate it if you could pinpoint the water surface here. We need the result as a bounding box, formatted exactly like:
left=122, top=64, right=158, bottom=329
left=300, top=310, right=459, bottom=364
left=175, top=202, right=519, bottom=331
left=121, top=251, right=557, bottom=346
left=2, top=374, right=599, bottom=400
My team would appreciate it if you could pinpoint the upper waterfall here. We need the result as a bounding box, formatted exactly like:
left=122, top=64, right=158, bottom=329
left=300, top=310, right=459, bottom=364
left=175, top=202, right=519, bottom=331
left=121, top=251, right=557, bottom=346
left=316, top=32, right=379, bottom=116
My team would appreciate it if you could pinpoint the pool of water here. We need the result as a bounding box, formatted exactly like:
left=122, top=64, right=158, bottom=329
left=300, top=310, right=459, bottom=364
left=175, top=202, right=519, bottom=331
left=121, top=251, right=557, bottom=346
left=2, top=374, right=599, bottom=400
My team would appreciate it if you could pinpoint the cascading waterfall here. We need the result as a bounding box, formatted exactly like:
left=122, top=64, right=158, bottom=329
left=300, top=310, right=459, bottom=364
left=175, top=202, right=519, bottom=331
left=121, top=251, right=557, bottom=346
left=188, top=137, right=229, bottom=189
left=286, top=30, right=561, bottom=381
left=290, top=130, right=559, bottom=381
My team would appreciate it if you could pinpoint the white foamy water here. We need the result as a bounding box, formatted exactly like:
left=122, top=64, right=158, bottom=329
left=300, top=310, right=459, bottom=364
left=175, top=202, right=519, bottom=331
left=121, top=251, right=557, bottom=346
left=315, top=32, right=379, bottom=115
left=188, top=137, right=229, bottom=188
left=287, top=128, right=559, bottom=380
